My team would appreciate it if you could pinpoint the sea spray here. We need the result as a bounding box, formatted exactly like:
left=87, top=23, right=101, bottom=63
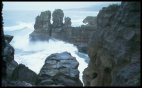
left=4, top=23, right=88, bottom=84
left=14, top=39, right=88, bottom=84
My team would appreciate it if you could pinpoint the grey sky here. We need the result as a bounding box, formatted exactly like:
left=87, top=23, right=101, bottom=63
left=3, top=2, right=121, bottom=11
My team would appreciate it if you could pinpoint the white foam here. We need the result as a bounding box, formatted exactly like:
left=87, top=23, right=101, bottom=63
left=5, top=23, right=88, bottom=84
left=14, top=39, right=88, bottom=84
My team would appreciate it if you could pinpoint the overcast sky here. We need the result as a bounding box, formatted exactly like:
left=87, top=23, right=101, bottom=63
left=3, top=1, right=121, bottom=11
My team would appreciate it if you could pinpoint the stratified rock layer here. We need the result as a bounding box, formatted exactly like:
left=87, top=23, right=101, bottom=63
left=83, top=2, right=140, bottom=86
left=37, top=52, right=83, bottom=86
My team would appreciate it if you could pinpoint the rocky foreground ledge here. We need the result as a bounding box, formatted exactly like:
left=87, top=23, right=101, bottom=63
left=2, top=34, right=82, bottom=86
left=2, top=35, right=37, bottom=86
left=37, top=52, right=83, bottom=86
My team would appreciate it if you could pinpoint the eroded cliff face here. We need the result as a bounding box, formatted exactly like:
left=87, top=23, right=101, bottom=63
left=83, top=2, right=140, bottom=86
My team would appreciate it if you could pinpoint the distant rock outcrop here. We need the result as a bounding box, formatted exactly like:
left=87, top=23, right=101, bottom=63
left=30, top=9, right=96, bottom=53
left=52, top=9, right=64, bottom=28
left=64, top=17, right=71, bottom=27
left=34, top=10, right=51, bottom=32
left=32, top=10, right=52, bottom=40
left=83, top=2, right=140, bottom=86
left=83, top=16, right=97, bottom=26
left=37, top=52, right=83, bottom=86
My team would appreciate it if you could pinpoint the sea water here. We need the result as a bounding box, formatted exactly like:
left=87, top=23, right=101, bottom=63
left=3, top=10, right=98, bottom=84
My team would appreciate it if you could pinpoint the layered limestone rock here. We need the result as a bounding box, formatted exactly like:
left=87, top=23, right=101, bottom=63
left=37, top=52, right=83, bottom=86
left=83, top=2, right=140, bottom=86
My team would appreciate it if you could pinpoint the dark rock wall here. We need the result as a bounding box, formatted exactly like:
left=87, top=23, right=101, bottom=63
left=83, top=2, right=140, bottom=86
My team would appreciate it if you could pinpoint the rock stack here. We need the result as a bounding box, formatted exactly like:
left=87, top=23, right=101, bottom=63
left=34, top=10, right=51, bottom=32
left=30, top=9, right=96, bottom=53
left=52, top=9, right=64, bottom=28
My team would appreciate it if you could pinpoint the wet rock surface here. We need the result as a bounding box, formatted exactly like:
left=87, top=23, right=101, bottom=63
left=83, top=2, right=140, bottom=86
left=37, top=52, right=83, bottom=86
